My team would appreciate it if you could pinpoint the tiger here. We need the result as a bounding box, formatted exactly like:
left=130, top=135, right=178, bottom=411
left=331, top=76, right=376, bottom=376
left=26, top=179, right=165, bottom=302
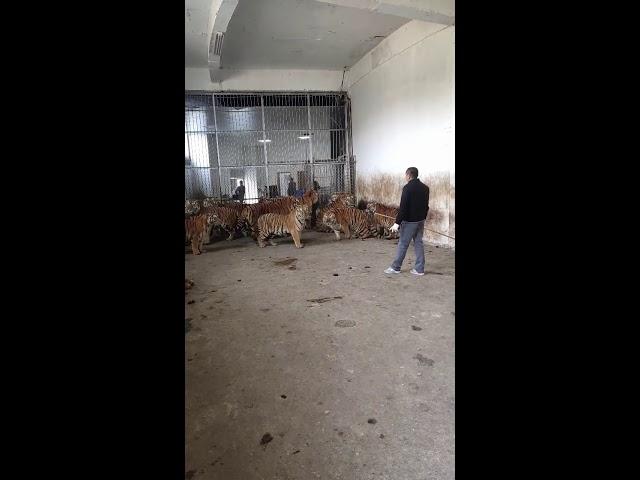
left=185, top=199, right=202, bottom=216
left=201, top=205, right=242, bottom=241
left=320, top=204, right=378, bottom=240
left=240, top=202, right=271, bottom=240
left=314, top=192, right=356, bottom=232
left=329, top=192, right=356, bottom=208
left=366, top=201, right=400, bottom=239
left=257, top=200, right=311, bottom=248
left=243, top=190, right=319, bottom=239
left=185, top=213, right=213, bottom=255
left=203, top=198, right=245, bottom=212
left=264, top=190, right=318, bottom=214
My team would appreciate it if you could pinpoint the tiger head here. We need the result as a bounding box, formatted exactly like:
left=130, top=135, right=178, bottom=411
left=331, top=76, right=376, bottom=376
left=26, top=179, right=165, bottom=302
left=240, top=206, right=251, bottom=221
left=206, top=210, right=222, bottom=227
left=202, top=198, right=218, bottom=209
left=185, top=199, right=202, bottom=216
left=320, top=207, right=338, bottom=226
left=365, top=201, right=378, bottom=215
left=303, top=189, right=319, bottom=205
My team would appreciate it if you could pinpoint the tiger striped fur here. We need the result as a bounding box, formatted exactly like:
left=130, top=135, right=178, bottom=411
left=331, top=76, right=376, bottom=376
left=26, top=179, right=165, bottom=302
left=201, top=205, right=242, bottom=241
left=185, top=199, right=202, bottom=216
left=242, top=190, right=318, bottom=239
left=320, top=204, right=378, bottom=240
left=202, top=198, right=245, bottom=212
left=366, top=201, right=400, bottom=239
left=240, top=202, right=272, bottom=239
left=257, top=201, right=311, bottom=248
left=185, top=213, right=212, bottom=255
left=329, top=192, right=356, bottom=208
left=315, top=192, right=356, bottom=233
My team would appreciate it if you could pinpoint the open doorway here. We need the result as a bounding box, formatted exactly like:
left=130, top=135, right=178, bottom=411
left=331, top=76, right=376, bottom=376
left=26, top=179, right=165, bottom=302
left=277, top=172, right=292, bottom=197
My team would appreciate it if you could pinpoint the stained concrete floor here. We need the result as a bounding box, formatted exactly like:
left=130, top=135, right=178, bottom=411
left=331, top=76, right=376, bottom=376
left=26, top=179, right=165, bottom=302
left=185, top=230, right=455, bottom=480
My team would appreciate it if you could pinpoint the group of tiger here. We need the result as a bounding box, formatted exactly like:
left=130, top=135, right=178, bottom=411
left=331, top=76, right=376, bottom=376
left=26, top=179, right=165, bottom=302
left=184, top=191, right=399, bottom=255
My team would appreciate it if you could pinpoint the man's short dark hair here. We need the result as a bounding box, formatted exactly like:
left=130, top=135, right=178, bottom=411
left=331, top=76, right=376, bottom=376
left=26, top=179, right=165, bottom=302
left=406, top=167, right=418, bottom=178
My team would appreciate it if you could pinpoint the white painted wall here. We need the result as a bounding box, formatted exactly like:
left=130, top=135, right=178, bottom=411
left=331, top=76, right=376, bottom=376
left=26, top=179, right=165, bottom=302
left=346, top=20, right=454, bottom=177
left=346, top=20, right=455, bottom=245
left=185, top=67, right=345, bottom=91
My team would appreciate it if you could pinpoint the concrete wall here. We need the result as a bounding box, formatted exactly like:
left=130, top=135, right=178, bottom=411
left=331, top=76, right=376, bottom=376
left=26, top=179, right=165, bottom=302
left=346, top=21, right=455, bottom=246
left=186, top=67, right=344, bottom=91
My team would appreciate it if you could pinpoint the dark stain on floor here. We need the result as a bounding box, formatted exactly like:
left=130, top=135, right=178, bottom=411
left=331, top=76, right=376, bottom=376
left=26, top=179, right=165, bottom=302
left=414, top=353, right=435, bottom=366
left=260, top=433, right=274, bottom=447
left=185, top=470, right=196, bottom=480
left=335, top=319, right=356, bottom=328
left=308, top=296, right=343, bottom=303
left=273, top=258, right=297, bottom=266
left=367, top=418, right=377, bottom=424
left=412, top=325, right=423, bottom=331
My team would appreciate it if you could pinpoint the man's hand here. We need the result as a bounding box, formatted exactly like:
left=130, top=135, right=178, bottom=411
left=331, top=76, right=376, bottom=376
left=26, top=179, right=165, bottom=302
left=390, top=223, right=400, bottom=233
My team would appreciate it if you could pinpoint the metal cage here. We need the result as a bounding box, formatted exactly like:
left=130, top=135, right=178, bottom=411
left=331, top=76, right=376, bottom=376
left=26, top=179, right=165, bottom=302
left=185, top=91, right=354, bottom=204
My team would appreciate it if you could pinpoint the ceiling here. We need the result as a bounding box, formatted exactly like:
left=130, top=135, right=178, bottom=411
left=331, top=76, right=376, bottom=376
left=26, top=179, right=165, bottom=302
left=185, top=0, right=411, bottom=70
left=221, top=0, right=410, bottom=70
left=185, top=0, right=216, bottom=68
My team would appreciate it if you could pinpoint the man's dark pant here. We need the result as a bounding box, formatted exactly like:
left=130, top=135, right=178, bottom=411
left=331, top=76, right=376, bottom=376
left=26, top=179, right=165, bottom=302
left=391, top=221, right=425, bottom=273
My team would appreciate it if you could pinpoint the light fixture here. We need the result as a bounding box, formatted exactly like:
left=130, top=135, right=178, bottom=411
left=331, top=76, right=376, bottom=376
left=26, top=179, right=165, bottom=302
left=298, top=133, right=311, bottom=139
left=258, top=139, right=272, bottom=143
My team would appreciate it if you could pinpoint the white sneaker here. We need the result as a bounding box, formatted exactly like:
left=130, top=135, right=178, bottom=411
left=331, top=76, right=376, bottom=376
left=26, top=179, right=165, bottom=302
left=384, top=267, right=401, bottom=274
left=410, top=269, right=425, bottom=276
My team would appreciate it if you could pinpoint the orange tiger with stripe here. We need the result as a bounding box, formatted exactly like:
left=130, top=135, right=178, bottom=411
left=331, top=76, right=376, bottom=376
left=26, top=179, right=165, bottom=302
left=320, top=204, right=378, bottom=241
left=257, top=200, right=311, bottom=248
left=203, top=198, right=245, bottom=212
left=242, top=190, right=318, bottom=239
left=201, top=205, right=242, bottom=241
left=185, top=213, right=213, bottom=255
left=315, top=192, right=357, bottom=233
left=366, top=201, right=400, bottom=239
left=240, top=201, right=275, bottom=239
left=185, top=199, right=202, bottom=216
left=329, top=192, right=356, bottom=208
left=263, top=190, right=318, bottom=215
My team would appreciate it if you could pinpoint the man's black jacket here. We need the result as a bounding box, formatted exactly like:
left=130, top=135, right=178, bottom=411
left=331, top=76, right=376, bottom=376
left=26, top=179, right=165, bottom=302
left=395, top=178, right=430, bottom=224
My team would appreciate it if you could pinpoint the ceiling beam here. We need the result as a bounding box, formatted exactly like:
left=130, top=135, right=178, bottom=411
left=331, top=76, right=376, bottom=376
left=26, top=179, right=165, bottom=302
left=207, top=0, right=239, bottom=81
left=313, top=0, right=454, bottom=25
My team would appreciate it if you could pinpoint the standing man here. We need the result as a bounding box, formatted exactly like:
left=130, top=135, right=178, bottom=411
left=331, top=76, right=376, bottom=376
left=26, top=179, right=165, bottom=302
left=311, top=180, right=320, bottom=227
left=287, top=176, right=297, bottom=196
left=384, top=167, right=430, bottom=276
left=234, top=180, right=245, bottom=203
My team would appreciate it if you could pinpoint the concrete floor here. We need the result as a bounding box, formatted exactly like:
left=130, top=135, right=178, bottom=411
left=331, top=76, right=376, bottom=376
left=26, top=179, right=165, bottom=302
left=185, top=231, right=455, bottom=480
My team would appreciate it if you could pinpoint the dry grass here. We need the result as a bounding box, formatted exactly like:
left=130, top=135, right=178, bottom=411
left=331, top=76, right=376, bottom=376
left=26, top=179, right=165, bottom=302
left=356, top=171, right=455, bottom=246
